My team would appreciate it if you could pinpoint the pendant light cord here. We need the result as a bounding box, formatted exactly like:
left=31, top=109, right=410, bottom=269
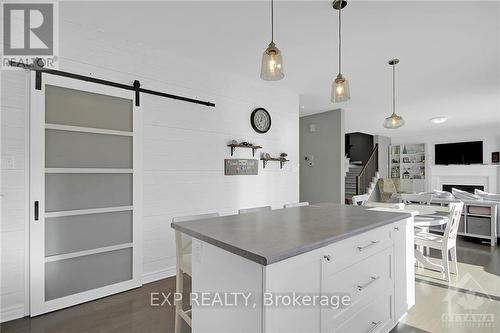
left=271, top=0, right=274, bottom=42
left=338, top=2, right=342, bottom=74
left=392, top=63, right=396, bottom=116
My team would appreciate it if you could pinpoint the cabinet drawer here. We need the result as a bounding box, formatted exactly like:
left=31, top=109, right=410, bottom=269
left=467, top=216, right=491, bottom=236
left=322, top=223, right=393, bottom=275
left=322, top=247, right=392, bottom=329
left=334, top=290, right=392, bottom=333
left=468, top=206, right=491, bottom=216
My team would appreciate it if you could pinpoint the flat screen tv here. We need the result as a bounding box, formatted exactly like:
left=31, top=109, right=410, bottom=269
left=435, top=141, right=483, bottom=165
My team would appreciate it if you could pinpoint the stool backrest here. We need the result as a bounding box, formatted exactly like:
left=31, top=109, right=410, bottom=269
left=173, top=213, right=219, bottom=255
left=238, top=206, right=272, bottom=214
left=284, top=202, right=309, bottom=208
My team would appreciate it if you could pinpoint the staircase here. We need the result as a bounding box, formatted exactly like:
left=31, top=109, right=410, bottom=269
left=345, top=164, right=363, bottom=202
left=345, top=144, right=380, bottom=204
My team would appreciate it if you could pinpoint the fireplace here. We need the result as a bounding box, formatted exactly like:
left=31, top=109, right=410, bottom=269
left=442, top=184, right=484, bottom=194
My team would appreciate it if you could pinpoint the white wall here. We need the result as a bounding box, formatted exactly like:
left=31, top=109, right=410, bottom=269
left=1, top=70, right=30, bottom=322
left=374, top=135, right=391, bottom=179
left=391, top=126, right=500, bottom=191
left=0, top=19, right=299, bottom=321
left=391, top=126, right=500, bottom=166
left=299, top=110, right=345, bottom=204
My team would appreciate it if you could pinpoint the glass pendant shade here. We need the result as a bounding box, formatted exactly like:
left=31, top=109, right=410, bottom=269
left=383, top=58, right=404, bottom=129
left=260, top=42, right=284, bottom=81
left=331, top=73, right=350, bottom=103
left=383, top=113, right=405, bottom=129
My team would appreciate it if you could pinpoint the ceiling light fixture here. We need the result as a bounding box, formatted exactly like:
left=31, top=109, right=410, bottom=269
left=383, top=59, right=405, bottom=129
left=260, top=0, right=284, bottom=81
left=331, top=0, right=350, bottom=103
left=430, top=117, right=448, bottom=124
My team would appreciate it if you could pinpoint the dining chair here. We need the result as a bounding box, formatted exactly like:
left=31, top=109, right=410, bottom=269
left=238, top=206, right=272, bottom=214
left=283, top=202, right=309, bottom=208
left=414, top=201, right=464, bottom=282
left=401, top=193, right=433, bottom=205
left=173, top=212, right=219, bottom=333
left=351, top=194, right=370, bottom=206
left=363, top=201, right=405, bottom=209
left=402, top=193, right=434, bottom=255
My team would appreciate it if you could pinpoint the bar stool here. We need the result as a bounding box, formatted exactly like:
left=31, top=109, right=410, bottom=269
left=173, top=212, right=219, bottom=333
left=238, top=206, right=272, bottom=214
left=283, top=202, right=309, bottom=208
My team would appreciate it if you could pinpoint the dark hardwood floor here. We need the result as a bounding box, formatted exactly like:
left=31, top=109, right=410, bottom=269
left=0, top=277, right=191, bottom=333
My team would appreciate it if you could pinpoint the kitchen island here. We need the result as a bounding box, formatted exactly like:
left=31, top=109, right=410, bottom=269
left=171, top=203, right=415, bottom=333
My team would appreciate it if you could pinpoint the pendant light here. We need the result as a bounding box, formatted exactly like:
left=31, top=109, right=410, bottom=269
left=383, top=59, right=405, bottom=129
left=260, top=0, right=284, bottom=81
left=331, top=0, right=350, bottom=103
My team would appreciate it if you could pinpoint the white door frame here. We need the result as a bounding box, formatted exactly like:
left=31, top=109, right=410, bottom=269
left=29, top=72, right=142, bottom=316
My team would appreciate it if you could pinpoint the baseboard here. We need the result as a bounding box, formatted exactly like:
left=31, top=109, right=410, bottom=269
left=142, top=265, right=176, bottom=284
left=0, top=304, right=25, bottom=323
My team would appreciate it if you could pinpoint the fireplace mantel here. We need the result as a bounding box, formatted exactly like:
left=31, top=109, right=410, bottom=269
left=429, top=164, right=500, bottom=193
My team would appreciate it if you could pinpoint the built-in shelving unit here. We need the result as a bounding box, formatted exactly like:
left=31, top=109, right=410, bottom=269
left=389, top=143, right=426, bottom=193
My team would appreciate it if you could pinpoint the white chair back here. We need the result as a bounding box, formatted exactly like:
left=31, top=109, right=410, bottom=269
left=364, top=201, right=405, bottom=209
left=284, top=202, right=309, bottom=208
left=401, top=193, right=433, bottom=205
left=443, top=202, right=464, bottom=244
left=352, top=194, right=370, bottom=206
left=173, top=213, right=219, bottom=255
left=238, top=206, right=272, bottom=214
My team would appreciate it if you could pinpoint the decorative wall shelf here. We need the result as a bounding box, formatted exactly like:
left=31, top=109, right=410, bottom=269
left=227, top=143, right=262, bottom=157
left=261, top=157, right=289, bottom=169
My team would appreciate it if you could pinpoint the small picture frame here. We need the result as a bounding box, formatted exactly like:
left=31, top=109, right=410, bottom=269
left=493, top=152, right=499, bottom=164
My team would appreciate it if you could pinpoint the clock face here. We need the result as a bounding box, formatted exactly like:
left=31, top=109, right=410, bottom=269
left=251, top=108, right=271, bottom=134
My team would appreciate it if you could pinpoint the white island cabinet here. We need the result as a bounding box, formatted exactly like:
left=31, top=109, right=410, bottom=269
left=172, top=204, right=415, bottom=333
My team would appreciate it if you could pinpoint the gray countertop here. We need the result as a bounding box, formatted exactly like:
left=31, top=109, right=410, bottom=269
left=171, top=203, right=411, bottom=265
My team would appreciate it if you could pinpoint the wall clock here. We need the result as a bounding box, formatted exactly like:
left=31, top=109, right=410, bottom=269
left=250, top=108, right=271, bottom=134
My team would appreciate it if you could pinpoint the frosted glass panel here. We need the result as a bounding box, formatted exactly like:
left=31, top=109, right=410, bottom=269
left=45, top=174, right=132, bottom=212
left=45, top=85, right=132, bottom=131
left=45, top=211, right=132, bottom=256
left=45, top=129, right=132, bottom=168
left=45, top=248, right=132, bottom=301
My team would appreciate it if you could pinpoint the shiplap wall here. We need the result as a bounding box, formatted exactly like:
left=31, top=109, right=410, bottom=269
left=0, top=22, right=299, bottom=321
left=1, top=69, right=30, bottom=322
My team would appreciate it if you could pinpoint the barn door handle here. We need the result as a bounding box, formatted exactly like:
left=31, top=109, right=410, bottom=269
left=34, top=201, right=39, bottom=221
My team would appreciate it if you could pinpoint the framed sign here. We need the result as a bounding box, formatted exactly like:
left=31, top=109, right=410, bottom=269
left=493, top=152, right=499, bottom=164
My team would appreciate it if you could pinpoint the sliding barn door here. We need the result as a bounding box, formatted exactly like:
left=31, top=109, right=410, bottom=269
left=30, top=73, right=142, bottom=316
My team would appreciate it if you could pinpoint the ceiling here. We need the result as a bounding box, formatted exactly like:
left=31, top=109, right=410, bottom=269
left=61, top=1, right=500, bottom=136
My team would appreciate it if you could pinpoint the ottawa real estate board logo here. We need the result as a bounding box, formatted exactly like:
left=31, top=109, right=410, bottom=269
left=2, top=2, right=59, bottom=69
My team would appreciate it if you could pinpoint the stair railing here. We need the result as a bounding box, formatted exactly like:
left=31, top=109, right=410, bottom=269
left=356, top=144, right=379, bottom=195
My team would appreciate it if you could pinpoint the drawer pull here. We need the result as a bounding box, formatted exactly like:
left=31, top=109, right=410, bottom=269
left=357, top=240, right=380, bottom=252
left=323, top=255, right=332, bottom=261
left=357, top=276, right=380, bottom=291
left=367, top=320, right=382, bottom=333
